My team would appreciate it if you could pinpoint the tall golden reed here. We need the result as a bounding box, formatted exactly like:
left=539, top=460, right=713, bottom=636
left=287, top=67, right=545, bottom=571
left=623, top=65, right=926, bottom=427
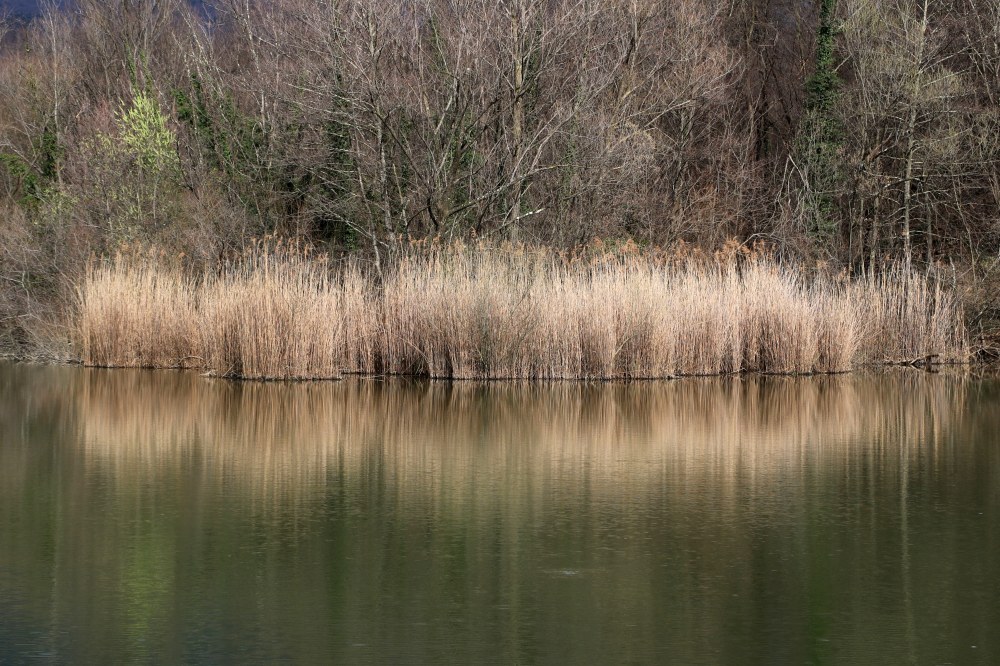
left=199, top=247, right=343, bottom=380
left=75, top=243, right=968, bottom=380
left=372, top=246, right=966, bottom=378
left=77, top=254, right=197, bottom=369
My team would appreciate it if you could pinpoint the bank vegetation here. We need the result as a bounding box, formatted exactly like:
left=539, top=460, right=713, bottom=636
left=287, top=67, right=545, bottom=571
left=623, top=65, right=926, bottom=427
left=1, top=0, right=997, bottom=360
left=76, top=243, right=966, bottom=380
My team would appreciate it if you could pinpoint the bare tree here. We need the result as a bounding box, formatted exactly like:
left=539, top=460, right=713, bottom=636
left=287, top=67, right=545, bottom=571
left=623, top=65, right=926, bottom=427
left=841, top=0, right=974, bottom=266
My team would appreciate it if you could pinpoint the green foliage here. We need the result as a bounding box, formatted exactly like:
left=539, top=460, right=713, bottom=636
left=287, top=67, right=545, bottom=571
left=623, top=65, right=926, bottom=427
left=0, top=120, right=62, bottom=208
left=0, top=152, right=42, bottom=206
left=39, top=125, right=61, bottom=181
left=798, top=0, right=844, bottom=240
left=175, top=73, right=277, bottom=223
left=174, top=74, right=218, bottom=164
left=806, top=0, right=840, bottom=115
left=314, top=113, right=357, bottom=245
left=118, top=91, right=179, bottom=176
left=74, top=91, right=183, bottom=243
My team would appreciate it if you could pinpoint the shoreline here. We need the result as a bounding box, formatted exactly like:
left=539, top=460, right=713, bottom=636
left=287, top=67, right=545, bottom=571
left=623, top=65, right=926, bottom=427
left=0, top=355, right=976, bottom=384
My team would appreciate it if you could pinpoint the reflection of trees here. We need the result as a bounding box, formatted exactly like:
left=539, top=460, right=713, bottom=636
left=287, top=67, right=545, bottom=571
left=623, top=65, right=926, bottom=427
left=1, top=365, right=997, bottom=664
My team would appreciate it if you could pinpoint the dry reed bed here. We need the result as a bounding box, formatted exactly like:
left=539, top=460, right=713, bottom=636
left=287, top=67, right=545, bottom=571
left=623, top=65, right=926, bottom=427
left=75, top=246, right=968, bottom=380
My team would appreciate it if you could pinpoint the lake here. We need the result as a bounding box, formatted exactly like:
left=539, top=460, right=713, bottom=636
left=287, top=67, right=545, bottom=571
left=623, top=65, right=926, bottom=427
left=1, top=362, right=997, bottom=664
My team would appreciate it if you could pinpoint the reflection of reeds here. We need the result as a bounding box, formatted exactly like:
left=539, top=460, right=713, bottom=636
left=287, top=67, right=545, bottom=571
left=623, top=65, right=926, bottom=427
left=73, top=369, right=969, bottom=509
left=74, top=245, right=968, bottom=380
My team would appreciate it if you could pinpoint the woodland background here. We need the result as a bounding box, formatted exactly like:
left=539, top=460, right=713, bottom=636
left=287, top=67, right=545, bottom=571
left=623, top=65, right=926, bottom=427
left=1, top=0, right=998, bottom=351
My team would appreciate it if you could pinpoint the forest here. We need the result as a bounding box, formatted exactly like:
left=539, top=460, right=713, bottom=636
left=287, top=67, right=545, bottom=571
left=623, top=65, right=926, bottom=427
left=0, top=0, right=997, bottom=366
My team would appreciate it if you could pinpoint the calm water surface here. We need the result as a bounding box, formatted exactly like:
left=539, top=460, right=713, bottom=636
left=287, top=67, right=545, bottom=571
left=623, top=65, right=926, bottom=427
left=1, top=363, right=998, bottom=664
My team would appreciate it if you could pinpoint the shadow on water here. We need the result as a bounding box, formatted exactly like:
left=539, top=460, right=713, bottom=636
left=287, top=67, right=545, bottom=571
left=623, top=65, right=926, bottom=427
left=0, top=363, right=998, bottom=664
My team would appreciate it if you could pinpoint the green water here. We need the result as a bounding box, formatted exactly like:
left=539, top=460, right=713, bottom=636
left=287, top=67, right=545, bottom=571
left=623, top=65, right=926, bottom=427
left=1, top=363, right=998, bottom=664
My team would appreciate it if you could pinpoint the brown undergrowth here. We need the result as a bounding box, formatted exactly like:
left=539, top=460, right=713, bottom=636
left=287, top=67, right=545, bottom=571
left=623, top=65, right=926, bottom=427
left=74, top=242, right=968, bottom=380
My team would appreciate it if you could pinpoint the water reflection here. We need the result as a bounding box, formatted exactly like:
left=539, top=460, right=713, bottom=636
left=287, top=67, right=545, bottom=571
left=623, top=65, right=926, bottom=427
left=0, top=364, right=997, bottom=664
left=75, top=369, right=968, bottom=502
